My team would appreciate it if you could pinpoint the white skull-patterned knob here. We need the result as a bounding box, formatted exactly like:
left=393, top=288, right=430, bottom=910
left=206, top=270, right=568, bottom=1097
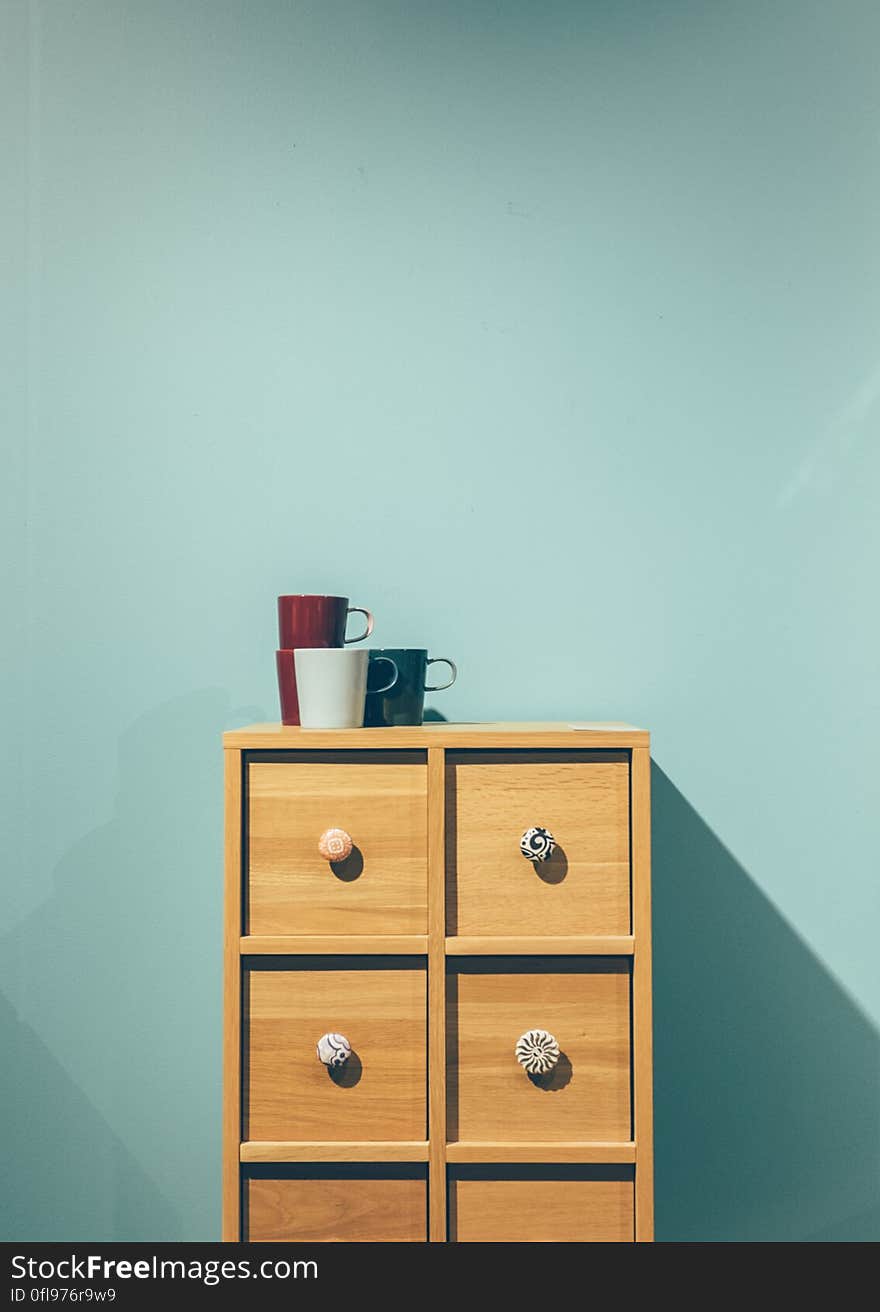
left=316, top=1033, right=352, bottom=1068
left=520, top=827, right=556, bottom=862
left=318, top=828, right=354, bottom=862
left=516, top=1029, right=560, bottom=1075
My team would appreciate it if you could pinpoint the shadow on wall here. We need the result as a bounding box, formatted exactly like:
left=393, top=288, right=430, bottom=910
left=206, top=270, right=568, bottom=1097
left=652, top=764, right=880, bottom=1242
left=0, top=689, right=262, bottom=1241
left=0, top=991, right=181, bottom=1240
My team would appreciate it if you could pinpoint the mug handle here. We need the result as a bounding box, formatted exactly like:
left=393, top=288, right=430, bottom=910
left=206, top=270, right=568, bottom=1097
left=369, top=656, right=398, bottom=696
left=425, top=657, right=457, bottom=692
left=344, top=607, right=374, bottom=644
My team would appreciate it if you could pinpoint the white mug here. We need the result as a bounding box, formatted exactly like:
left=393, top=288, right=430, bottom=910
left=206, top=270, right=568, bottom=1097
left=293, top=648, right=398, bottom=729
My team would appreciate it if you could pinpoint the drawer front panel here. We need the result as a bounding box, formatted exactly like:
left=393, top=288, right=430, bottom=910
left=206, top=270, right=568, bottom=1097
left=246, top=1170, right=427, bottom=1242
left=245, top=962, right=427, bottom=1142
left=449, top=1167, right=634, bottom=1242
left=247, top=752, right=428, bottom=935
left=448, top=959, right=631, bottom=1143
left=447, top=751, right=630, bottom=936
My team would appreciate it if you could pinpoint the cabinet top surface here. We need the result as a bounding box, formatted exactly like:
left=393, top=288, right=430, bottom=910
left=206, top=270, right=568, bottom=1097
left=223, top=721, right=649, bottom=749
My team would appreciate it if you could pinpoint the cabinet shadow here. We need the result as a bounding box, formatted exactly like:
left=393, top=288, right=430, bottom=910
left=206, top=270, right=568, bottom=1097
left=652, top=763, right=880, bottom=1241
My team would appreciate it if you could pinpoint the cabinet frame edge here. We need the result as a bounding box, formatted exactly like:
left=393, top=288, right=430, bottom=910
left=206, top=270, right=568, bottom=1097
left=223, top=747, right=243, bottom=1240
left=631, top=746, right=654, bottom=1241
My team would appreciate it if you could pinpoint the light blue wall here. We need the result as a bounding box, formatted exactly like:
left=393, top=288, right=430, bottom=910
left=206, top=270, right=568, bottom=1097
left=2, top=0, right=878, bottom=1241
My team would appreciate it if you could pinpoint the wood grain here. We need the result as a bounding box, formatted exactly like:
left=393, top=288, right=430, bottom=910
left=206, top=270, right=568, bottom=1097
left=222, top=748, right=242, bottom=1242
left=446, top=1141, right=635, bottom=1163
left=448, top=963, right=631, bottom=1144
left=449, top=1176, right=633, bottom=1242
left=427, top=747, right=447, bottom=1242
left=245, top=967, right=426, bottom=1143
left=247, top=755, right=427, bottom=935
left=631, top=746, right=655, bottom=1242
left=241, top=934, right=427, bottom=955
left=246, top=1177, right=427, bottom=1242
left=447, top=752, right=631, bottom=936
left=241, top=1141, right=429, bottom=1162
left=446, top=935, right=634, bottom=956
left=224, top=722, right=649, bottom=750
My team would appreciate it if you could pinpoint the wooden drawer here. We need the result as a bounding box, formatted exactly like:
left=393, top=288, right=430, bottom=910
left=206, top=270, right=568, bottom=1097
left=449, top=1166, right=634, bottom=1241
left=246, top=1167, right=427, bottom=1242
left=245, top=960, right=427, bottom=1143
left=447, top=959, right=631, bottom=1144
left=247, top=752, right=427, bottom=935
left=446, top=751, right=631, bottom=937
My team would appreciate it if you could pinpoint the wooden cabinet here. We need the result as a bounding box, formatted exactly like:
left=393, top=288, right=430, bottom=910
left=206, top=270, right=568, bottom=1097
left=224, top=722, right=653, bottom=1242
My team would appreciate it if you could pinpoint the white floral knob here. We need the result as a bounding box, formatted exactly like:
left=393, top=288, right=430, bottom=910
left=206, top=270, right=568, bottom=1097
left=516, top=1029, right=560, bottom=1075
left=520, top=827, right=556, bottom=862
left=318, top=828, right=353, bottom=862
left=316, top=1033, right=352, bottom=1068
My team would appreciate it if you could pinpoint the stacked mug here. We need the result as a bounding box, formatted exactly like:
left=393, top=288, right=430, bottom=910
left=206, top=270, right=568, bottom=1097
left=276, top=594, right=457, bottom=729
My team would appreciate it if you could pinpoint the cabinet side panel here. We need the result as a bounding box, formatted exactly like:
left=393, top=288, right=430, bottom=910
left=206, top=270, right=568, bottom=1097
left=427, top=747, right=447, bottom=1240
left=223, top=748, right=243, bottom=1240
left=631, top=747, right=654, bottom=1240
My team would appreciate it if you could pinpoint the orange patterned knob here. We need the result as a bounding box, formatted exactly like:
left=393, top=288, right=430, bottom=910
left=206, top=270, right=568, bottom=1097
left=318, top=828, right=354, bottom=862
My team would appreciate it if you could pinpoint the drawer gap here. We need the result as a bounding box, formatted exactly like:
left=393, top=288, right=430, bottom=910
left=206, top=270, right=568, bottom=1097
left=447, top=956, right=631, bottom=974
left=243, top=1163, right=427, bottom=1180
left=245, top=955, right=427, bottom=971
left=245, top=750, right=427, bottom=765
left=449, top=1164, right=634, bottom=1182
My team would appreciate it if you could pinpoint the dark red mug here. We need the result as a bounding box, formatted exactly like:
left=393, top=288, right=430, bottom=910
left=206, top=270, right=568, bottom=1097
left=276, top=650, right=300, bottom=725
left=277, top=594, right=373, bottom=651
left=276, top=595, right=374, bottom=724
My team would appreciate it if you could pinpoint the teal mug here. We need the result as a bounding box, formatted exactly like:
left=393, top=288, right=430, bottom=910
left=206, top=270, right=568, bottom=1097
left=364, top=648, right=457, bottom=726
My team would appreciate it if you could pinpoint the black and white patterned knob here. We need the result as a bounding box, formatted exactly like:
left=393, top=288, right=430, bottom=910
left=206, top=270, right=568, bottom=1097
left=316, top=1033, right=352, bottom=1068
left=515, top=1029, right=560, bottom=1075
left=520, top=826, right=556, bottom=862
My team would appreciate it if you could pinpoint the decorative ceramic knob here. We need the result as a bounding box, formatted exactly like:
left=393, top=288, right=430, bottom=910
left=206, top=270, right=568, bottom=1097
left=516, top=1029, right=560, bottom=1075
left=318, top=828, right=353, bottom=862
left=520, top=826, right=556, bottom=862
left=316, top=1033, right=352, bottom=1068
